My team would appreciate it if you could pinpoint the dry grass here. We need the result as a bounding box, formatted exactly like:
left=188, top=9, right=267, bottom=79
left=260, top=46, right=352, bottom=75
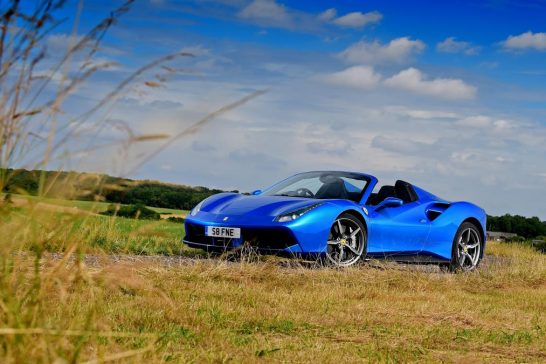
left=2, top=239, right=545, bottom=363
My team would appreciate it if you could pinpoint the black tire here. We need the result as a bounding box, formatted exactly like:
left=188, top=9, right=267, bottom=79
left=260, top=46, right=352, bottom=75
left=325, top=213, right=367, bottom=267
left=446, top=222, right=483, bottom=272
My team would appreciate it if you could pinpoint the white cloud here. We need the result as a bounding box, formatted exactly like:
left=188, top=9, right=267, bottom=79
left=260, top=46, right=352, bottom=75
left=437, top=37, right=480, bottom=55
left=319, top=66, right=381, bottom=89
left=238, top=0, right=290, bottom=24
left=371, top=135, right=425, bottom=154
left=317, top=8, right=382, bottom=29
left=502, top=31, right=546, bottom=51
left=538, top=172, right=546, bottom=180
left=318, top=8, right=336, bottom=21
left=384, top=68, right=477, bottom=100
left=455, top=116, right=517, bottom=133
left=332, top=11, right=382, bottom=28
left=456, top=115, right=492, bottom=128
left=385, top=106, right=459, bottom=119
left=450, top=151, right=477, bottom=162
left=338, top=37, right=426, bottom=65
left=238, top=2, right=382, bottom=32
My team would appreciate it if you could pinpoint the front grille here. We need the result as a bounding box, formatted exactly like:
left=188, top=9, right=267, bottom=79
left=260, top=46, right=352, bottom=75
left=242, top=228, right=297, bottom=250
left=184, top=223, right=297, bottom=250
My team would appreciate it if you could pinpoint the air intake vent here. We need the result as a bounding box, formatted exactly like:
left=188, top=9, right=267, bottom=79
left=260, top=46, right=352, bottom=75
left=426, top=202, right=451, bottom=221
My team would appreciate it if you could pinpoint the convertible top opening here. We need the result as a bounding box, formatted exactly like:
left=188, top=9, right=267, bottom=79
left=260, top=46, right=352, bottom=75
left=367, top=180, right=419, bottom=206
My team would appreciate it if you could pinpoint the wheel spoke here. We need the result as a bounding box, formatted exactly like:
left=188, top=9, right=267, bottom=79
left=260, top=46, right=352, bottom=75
left=327, top=240, right=339, bottom=245
left=337, top=220, right=344, bottom=236
left=338, top=247, right=345, bottom=263
left=345, top=244, right=360, bottom=256
left=350, top=227, right=361, bottom=239
left=467, top=242, right=479, bottom=249
left=464, top=229, right=471, bottom=244
left=459, top=253, right=467, bottom=266
left=471, top=253, right=478, bottom=266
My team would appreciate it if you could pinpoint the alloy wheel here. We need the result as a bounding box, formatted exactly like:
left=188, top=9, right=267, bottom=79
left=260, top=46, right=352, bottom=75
left=456, top=227, right=481, bottom=271
left=326, top=217, right=365, bottom=267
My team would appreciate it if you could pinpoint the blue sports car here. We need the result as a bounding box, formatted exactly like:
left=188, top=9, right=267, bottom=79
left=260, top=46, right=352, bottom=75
left=184, top=171, right=486, bottom=271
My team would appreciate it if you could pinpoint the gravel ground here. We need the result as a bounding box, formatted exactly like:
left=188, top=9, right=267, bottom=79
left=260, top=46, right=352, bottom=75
left=42, top=251, right=508, bottom=272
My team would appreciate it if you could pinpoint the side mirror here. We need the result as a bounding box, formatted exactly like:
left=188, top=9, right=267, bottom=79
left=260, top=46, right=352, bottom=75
left=251, top=189, right=262, bottom=195
left=375, top=197, right=403, bottom=211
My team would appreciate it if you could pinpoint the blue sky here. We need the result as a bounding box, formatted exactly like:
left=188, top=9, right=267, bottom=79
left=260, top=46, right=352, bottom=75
left=23, top=0, right=546, bottom=218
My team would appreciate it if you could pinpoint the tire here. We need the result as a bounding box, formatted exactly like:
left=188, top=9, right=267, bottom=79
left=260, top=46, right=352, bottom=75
left=446, top=222, right=483, bottom=272
left=325, top=213, right=367, bottom=267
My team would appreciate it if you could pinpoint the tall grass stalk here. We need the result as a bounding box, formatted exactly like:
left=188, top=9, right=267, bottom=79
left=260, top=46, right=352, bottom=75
left=0, top=1, right=264, bottom=361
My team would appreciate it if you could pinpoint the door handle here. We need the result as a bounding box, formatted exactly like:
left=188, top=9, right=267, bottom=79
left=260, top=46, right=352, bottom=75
left=419, top=219, right=427, bottom=224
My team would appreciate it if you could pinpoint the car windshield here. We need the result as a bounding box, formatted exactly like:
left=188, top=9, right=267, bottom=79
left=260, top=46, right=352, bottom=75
left=262, top=172, right=369, bottom=202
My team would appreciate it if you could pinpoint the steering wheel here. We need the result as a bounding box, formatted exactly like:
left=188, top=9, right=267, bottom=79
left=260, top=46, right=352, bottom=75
left=296, top=188, right=314, bottom=198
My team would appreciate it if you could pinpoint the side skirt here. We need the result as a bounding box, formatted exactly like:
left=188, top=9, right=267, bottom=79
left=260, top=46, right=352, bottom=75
left=365, top=252, right=449, bottom=264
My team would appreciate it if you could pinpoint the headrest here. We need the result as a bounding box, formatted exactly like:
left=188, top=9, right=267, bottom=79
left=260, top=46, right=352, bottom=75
left=319, top=174, right=342, bottom=184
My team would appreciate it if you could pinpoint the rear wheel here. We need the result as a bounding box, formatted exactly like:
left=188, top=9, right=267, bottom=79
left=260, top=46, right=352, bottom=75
left=446, top=222, right=482, bottom=272
left=326, top=213, right=366, bottom=267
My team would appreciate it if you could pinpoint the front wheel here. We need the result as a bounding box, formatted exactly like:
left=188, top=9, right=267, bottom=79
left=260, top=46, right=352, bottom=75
left=446, top=222, right=483, bottom=272
left=326, top=213, right=367, bottom=267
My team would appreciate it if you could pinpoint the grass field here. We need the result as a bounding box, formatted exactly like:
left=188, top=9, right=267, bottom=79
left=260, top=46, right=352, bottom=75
left=1, top=201, right=545, bottom=363
left=3, top=193, right=188, bottom=216
left=1, top=198, right=187, bottom=255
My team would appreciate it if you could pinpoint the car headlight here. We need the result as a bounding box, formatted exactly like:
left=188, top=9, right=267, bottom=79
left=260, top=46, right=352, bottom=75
left=275, top=203, right=323, bottom=222
left=190, top=200, right=204, bottom=216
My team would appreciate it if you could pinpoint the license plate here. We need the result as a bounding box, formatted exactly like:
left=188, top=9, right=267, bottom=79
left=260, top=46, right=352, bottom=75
left=206, top=226, right=241, bottom=239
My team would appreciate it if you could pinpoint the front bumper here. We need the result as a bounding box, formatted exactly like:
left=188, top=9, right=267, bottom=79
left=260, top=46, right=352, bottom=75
left=183, top=220, right=304, bottom=254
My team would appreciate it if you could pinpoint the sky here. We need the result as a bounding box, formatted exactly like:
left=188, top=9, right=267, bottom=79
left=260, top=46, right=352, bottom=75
left=17, top=0, right=546, bottom=218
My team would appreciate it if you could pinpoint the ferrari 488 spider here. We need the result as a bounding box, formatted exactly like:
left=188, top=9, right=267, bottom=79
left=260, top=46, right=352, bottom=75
left=183, top=171, right=486, bottom=271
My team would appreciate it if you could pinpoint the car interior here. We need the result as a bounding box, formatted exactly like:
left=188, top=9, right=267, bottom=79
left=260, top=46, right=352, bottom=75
left=312, top=176, right=418, bottom=206
left=366, top=180, right=419, bottom=206
left=315, top=177, right=349, bottom=200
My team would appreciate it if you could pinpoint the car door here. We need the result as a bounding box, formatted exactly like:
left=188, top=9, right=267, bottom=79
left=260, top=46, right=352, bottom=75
left=367, top=201, right=431, bottom=255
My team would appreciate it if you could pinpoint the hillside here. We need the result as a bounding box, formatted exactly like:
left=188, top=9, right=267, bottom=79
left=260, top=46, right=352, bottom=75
left=1, top=168, right=227, bottom=211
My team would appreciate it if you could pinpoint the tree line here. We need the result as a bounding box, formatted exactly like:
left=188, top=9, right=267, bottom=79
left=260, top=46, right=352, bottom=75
left=487, top=214, right=546, bottom=239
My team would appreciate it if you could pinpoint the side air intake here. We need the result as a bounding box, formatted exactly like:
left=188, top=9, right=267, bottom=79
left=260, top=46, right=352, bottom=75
left=426, top=202, right=451, bottom=221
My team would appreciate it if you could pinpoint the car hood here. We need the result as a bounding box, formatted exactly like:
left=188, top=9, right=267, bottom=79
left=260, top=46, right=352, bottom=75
left=200, top=193, right=322, bottom=218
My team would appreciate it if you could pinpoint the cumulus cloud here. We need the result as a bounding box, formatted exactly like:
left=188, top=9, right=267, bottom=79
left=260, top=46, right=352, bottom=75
left=318, top=8, right=337, bottom=21
left=238, top=0, right=290, bottom=25
left=502, top=31, right=546, bottom=51
left=319, top=66, right=381, bottom=89
left=384, top=68, right=477, bottom=100
left=331, top=11, right=382, bottom=28
left=455, top=116, right=517, bottom=133
left=338, top=37, right=426, bottom=65
left=318, top=8, right=382, bottom=29
left=437, top=37, right=480, bottom=55
left=238, top=2, right=382, bottom=31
